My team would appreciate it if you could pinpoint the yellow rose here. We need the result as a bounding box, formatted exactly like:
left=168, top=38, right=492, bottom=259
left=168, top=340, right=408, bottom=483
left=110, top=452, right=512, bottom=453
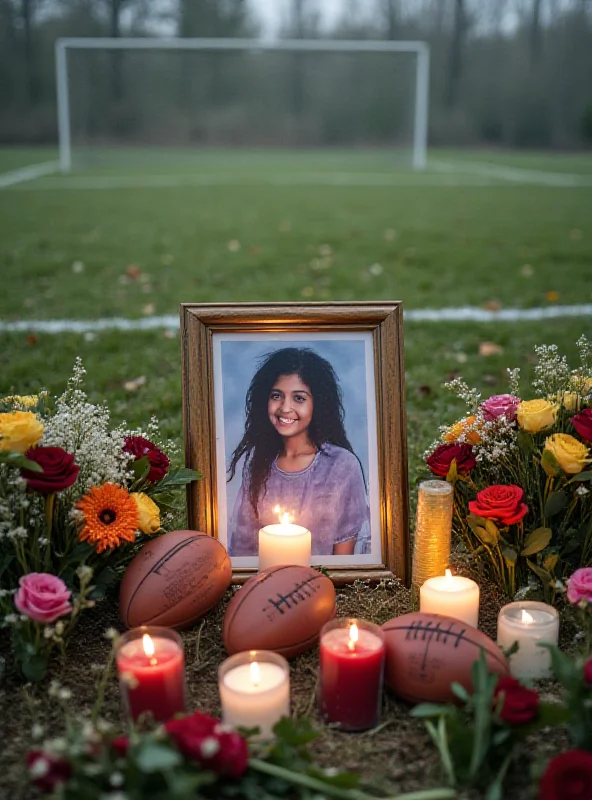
left=559, top=393, right=580, bottom=413
left=544, top=433, right=590, bottom=474
left=0, top=411, right=44, bottom=453
left=516, top=399, right=558, bottom=434
left=3, top=395, right=39, bottom=408
left=444, top=415, right=482, bottom=445
left=131, top=492, right=161, bottom=534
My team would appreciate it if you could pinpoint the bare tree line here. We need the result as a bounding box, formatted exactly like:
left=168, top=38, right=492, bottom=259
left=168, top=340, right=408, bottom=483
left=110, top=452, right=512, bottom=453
left=0, top=0, right=590, bottom=149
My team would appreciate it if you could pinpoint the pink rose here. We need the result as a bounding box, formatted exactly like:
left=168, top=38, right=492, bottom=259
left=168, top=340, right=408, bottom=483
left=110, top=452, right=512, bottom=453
left=571, top=408, right=592, bottom=442
left=482, top=394, right=521, bottom=422
left=14, top=573, right=72, bottom=623
left=567, top=568, right=592, bottom=605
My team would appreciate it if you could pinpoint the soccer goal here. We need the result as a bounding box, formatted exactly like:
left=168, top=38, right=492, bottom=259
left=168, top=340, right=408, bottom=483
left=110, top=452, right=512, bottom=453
left=56, top=37, right=429, bottom=173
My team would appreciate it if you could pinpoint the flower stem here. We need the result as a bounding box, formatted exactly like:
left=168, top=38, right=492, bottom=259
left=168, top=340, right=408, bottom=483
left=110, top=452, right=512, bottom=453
left=44, top=493, right=55, bottom=570
left=248, top=758, right=455, bottom=800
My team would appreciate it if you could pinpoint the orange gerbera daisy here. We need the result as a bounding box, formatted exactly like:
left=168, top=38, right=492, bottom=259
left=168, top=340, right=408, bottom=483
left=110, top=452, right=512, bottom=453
left=77, top=483, right=139, bottom=553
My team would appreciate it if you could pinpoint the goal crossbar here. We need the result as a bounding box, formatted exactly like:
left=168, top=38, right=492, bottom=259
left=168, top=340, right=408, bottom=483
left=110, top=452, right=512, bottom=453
left=56, top=37, right=430, bottom=172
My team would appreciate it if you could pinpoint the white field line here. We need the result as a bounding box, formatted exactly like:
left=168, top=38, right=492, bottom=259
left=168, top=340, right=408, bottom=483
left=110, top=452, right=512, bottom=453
left=432, top=159, right=592, bottom=187
left=1, top=171, right=505, bottom=190
left=0, top=160, right=60, bottom=188
left=0, top=305, right=590, bottom=334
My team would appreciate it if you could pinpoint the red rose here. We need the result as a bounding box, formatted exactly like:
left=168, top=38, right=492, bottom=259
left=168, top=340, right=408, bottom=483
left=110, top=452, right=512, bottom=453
left=494, top=676, right=539, bottom=724
left=123, top=436, right=169, bottom=483
left=584, top=658, right=592, bottom=685
left=572, top=408, right=592, bottom=442
left=468, top=484, right=528, bottom=526
left=21, top=447, right=79, bottom=494
left=166, top=712, right=248, bottom=779
left=111, top=736, right=129, bottom=758
left=27, top=750, right=71, bottom=793
left=426, top=443, right=476, bottom=477
left=539, top=750, right=592, bottom=800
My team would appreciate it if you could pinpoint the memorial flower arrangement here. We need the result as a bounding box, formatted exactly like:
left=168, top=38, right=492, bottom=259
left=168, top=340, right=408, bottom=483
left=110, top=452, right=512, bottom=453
left=412, top=568, right=592, bottom=799
left=0, top=360, right=199, bottom=680
left=425, top=337, right=592, bottom=599
left=25, top=656, right=453, bottom=800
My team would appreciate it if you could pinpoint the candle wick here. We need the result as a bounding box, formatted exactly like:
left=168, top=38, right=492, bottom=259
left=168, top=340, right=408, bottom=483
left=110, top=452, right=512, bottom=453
left=149, top=657, right=157, bottom=666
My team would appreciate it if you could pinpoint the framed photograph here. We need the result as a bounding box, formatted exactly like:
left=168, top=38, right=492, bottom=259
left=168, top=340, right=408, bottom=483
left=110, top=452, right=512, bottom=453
left=180, top=302, right=409, bottom=584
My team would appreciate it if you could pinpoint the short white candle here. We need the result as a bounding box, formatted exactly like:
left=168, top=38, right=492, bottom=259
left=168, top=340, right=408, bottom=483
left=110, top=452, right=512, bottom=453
left=218, top=651, right=290, bottom=739
left=258, top=508, right=311, bottom=571
left=420, top=569, right=480, bottom=628
left=497, top=601, right=559, bottom=680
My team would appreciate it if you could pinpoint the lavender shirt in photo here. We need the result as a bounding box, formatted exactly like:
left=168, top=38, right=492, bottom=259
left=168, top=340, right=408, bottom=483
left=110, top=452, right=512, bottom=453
left=228, top=443, right=370, bottom=557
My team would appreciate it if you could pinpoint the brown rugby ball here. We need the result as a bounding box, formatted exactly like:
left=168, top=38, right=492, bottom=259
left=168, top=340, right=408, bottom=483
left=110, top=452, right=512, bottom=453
left=382, top=611, right=509, bottom=704
left=120, top=530, right=232, bottom=629
left=223, top=565, right=336, bottom=659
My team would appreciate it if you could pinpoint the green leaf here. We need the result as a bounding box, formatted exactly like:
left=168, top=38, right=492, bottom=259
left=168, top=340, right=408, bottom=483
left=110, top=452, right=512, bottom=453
left=451, top=682, right=471, bottom=703
left=446, top=459, right=458, bottom=484
left=132, top=456, right=151, bottom=483
left=272, top=716, right=319, bottom=746
left=410, top=703, right=457, bottom=719
left=468, top=515, right=500, bottom=546
left=541, top=449, right=561, bottom=478
left=517, top=429, right=536, bottom=456
left=567, top=470, right=592, bottom=483
left=0, top=451, right=44, bottom=471
left=544, top=490, right=567, bottom=519
left=135, top=741, right=182, bottom=773
left=526, top=559, right=552, bottom=587
left=156, top=467, right=201, bottom=489
left=21, top=654, right=48, bottom=682
left=538, top=643, right=578, bottom=686
left=502, top=546, right=517, bottom=567
left=521, top=527, right=552, bottom=556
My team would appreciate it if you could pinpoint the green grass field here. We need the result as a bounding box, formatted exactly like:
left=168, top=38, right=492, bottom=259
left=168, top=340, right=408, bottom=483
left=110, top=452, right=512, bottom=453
left=1, top=146, right=591, bottom=492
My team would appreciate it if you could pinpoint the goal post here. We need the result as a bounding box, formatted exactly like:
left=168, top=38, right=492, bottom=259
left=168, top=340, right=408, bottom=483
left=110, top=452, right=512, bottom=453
left=55, top=37, right=430, bottom=173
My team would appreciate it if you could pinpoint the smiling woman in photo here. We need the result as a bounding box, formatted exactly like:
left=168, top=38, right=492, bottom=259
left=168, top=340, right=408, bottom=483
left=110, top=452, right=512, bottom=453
left=227, top=347, right=370, bottom=557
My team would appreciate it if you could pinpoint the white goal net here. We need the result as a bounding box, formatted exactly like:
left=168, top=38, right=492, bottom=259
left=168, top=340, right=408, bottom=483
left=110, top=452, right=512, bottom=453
left=56, top=38, right=429, bottom=172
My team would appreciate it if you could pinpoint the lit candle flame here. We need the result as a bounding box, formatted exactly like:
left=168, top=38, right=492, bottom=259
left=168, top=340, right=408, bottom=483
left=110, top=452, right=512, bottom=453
left=250, top=661, right=260, bottom=686
left=445, top=568, right=453, bottom=581
left=348, top=623, right=359, bottom=651
left=274, top=505, right=293, bottom=527
left=142, top=634, right=155, bottom=657
left=521, top=610, right=534, bottom=624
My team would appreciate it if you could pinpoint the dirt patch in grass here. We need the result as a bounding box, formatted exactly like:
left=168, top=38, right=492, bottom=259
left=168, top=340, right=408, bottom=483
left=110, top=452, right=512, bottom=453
left=0, top=579, right=570, bottom=799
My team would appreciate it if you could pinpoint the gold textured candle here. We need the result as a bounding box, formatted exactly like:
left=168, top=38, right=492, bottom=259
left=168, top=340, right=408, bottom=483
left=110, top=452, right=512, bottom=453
left=412, top=480, right=453, bottom=595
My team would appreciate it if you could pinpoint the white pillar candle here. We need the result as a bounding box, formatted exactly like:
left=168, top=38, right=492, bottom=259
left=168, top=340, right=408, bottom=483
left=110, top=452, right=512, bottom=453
left=497, top=601, right=559, bottom=681
left=420, top=569, right=480, bottom=627
left=258, top=509, right=311, bottom=571
left=218, top=651, right=290, bottom=740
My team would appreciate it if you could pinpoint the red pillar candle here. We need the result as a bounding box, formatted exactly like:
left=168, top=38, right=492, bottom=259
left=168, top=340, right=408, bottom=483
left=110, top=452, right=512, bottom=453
left=115, top=626, right=187, bottom=722
left=318, top=618, right=385, bottom=731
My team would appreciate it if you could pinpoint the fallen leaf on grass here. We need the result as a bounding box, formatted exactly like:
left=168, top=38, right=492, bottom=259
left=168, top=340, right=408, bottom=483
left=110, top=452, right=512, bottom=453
left=227, top=240, right=241, bottom=252
left=26, top=334, right=37, bottom=345
left=123, top=376, right=146, bottom=391
left=483, top=299, right=502, bottom=312
left=163, top=329, right=177, bottom=339
left=479, top=341, right=504, bottom=357
left=142, top=303, right=155, bottom=315
left=546, top=290, right=560, bottom=303
left=127, top=265, right=142, bottom=279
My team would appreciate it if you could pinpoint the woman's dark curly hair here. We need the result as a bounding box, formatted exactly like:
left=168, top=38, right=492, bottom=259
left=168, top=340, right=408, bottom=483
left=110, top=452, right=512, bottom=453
left=228, top=348, right=356, bottom=514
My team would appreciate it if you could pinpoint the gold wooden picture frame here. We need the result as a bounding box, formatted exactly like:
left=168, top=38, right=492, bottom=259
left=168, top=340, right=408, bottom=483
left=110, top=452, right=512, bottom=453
left=180, top=302, right=409, bottom=585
